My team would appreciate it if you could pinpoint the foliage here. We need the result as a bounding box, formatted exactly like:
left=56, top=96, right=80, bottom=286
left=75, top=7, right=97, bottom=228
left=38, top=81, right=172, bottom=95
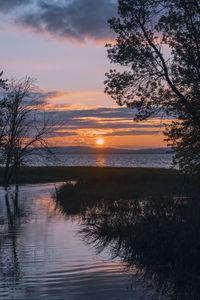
left=0, top=71, right=7, bottom=90
left=105, top=0, right=200, bottom=173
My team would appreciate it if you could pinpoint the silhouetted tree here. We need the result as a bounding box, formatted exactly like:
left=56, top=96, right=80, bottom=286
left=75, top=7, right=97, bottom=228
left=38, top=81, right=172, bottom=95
left=0, top=71, right=8, bottom=149
left=105, top=0, right=200, bottom=173
left=2, top=77, right=52, bottom=185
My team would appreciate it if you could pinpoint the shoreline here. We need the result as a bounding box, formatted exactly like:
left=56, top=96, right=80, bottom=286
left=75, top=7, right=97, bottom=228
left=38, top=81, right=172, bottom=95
left=0, top=165, right=199, bottom=201
left=0, top=166, right=177, bottom=184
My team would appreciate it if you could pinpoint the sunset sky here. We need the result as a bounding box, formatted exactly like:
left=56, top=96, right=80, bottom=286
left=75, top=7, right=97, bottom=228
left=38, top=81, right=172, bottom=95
left=0, top=0, right=167, bottom=149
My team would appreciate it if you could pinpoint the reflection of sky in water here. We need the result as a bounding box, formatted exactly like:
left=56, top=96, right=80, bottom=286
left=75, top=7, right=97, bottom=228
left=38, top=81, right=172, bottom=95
left=27, top=153, right=173, bottom=168
left=0, top=184, right=153, bottom=300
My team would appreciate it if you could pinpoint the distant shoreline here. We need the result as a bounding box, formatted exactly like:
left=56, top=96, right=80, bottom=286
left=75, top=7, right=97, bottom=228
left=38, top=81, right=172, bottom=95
left=23, top=146, right=170, bottom=155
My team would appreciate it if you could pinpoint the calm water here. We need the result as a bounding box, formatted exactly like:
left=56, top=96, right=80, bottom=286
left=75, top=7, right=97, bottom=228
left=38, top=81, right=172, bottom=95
left=29, top=153, right=173, bottom=168
left=0, top=183, right=199, bottom=299
left=0, top=184, right=155, bottom=300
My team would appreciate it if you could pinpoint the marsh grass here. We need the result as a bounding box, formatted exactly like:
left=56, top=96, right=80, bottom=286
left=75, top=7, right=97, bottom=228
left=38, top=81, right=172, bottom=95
left=0, top=166, right=198, bottom=202
left=53, top=177, right=200, bottom=299
left=52, top=167, right=199, bottom=216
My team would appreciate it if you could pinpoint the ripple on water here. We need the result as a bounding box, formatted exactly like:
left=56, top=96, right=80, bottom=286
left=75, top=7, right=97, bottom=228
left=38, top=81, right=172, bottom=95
left=0, top=184, right=153, bottom=300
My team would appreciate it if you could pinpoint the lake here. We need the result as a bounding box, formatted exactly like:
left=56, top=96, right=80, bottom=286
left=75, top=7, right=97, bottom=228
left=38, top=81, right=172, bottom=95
left=0, top=183, right=199, bottom=299
left=0, top=184, right=154, bottom=300
left=28, top=153, right=173, bottom=168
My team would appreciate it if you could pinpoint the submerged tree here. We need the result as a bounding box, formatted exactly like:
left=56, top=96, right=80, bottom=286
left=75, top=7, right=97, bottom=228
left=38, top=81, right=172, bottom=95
left=1, top=77, right=52, bottom=185
left=105, top=0, right=200, bottom=173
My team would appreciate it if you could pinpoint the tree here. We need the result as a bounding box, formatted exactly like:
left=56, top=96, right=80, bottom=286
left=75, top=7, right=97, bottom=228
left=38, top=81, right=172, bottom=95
left=105, top=0, right=200, bottom=173
left=0, top=71, right=8, bottom=148
left=0, top=71, right=7, bottom=90
left=1, top=77, right=52, bottom=186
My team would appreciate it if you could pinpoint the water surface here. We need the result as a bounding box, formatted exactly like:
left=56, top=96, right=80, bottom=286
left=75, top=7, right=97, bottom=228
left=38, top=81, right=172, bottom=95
left=1, top=183, right=198, bottom=299
left=0, top=184, right=153, bottom=300
left=28, top=153, right=173, bottom=168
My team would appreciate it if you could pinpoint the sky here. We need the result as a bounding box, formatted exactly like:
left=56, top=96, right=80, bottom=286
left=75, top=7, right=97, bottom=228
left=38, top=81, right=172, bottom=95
left=0, top=0, right=167, bottom=149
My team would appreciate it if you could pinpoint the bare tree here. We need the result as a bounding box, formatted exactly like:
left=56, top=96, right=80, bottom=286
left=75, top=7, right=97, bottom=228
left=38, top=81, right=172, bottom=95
left=0, top=71, right=8, bottom=149
left=2, top=77, right=52, bottom=186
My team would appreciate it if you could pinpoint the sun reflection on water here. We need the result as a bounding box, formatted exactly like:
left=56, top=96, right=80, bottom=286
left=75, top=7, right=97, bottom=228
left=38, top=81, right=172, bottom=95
left=96, top=154, right=106, bottom=167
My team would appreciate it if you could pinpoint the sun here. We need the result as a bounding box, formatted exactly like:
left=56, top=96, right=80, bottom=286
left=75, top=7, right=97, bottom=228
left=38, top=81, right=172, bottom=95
left=97, top=138, right=104, bottom=145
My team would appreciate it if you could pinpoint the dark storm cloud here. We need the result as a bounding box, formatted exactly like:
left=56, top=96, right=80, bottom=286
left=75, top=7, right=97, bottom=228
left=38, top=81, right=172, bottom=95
left=0, top=0, right=30, bottom=11
left=18, top=0, right=117, bottom=42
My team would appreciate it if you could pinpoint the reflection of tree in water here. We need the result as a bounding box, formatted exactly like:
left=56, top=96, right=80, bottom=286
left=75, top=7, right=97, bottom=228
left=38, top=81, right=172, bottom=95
left=56, top=188, right=200, bottom=300
left=0, top=186, right=28, bottom=281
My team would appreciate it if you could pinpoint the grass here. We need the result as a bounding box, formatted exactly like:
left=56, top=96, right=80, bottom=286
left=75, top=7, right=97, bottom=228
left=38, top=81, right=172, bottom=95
left=1, top=166, right=199, bottom=200
left=0, top=166, right=185, bottom=184
left=41, top=166, right=200, bottom=216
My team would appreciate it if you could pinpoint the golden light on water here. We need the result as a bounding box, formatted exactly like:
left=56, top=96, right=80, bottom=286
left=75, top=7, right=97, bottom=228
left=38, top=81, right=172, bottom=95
left=97, top=138, right=104, bottom=145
